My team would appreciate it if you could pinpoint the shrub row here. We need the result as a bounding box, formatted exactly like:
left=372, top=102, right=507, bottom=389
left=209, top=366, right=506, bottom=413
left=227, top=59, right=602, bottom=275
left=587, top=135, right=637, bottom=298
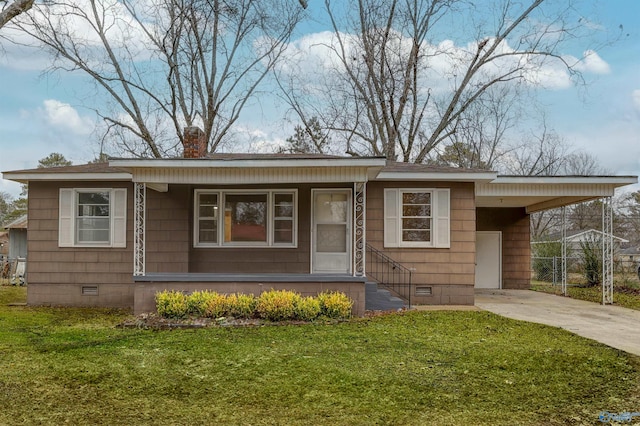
left=155, top=289, right=353, bottom=321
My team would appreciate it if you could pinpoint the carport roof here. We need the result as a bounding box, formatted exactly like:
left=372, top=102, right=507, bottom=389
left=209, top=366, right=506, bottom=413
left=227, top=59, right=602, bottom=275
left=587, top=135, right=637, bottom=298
left=476, top=175, right=637, bottom=212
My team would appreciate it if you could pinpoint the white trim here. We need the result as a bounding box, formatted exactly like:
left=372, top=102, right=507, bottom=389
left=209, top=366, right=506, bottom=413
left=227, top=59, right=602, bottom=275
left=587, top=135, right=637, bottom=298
left=375, top=171, right=497, bottom=182
left=311, top=188, right=353, bottom=274
left=193, top=188, right=298, bottom=248
left=492, top=176, right=637, bottom=185
left=3, top=172, right=132, bottom=183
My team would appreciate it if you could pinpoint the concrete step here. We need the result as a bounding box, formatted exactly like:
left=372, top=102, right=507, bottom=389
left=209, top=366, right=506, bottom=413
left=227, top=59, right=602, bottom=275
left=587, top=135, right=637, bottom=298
left=365, top=281, right=406, bottom=311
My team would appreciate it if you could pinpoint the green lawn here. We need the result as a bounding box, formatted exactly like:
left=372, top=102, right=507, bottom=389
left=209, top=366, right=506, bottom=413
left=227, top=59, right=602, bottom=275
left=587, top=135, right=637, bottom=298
left=1, top=286, right=639, bottom=425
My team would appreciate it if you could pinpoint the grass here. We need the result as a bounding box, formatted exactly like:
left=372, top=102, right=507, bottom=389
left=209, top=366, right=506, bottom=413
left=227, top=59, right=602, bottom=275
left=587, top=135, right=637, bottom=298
left=1, top=286, right=639, bottom=425
left=532, top=282, right=640, bottom=311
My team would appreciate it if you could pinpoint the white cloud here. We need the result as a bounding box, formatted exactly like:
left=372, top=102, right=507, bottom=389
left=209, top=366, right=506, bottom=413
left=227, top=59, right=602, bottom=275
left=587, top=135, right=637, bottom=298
left=574, top=50, right=611, bottom=74
left=40, top=100, right=94, bottom=135
left=277, top=31, right=603, bottom=96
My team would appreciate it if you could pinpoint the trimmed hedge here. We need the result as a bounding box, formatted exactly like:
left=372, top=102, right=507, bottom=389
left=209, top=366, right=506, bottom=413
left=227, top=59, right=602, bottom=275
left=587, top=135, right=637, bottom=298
left=155, top=289, right=353, bottom=321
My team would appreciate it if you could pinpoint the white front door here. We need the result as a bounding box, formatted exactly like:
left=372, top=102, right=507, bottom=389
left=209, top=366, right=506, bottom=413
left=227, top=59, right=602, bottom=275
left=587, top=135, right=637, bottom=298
left=312, top=189, right=351, bottom=274
left=475, top=231, right=501, bottom=289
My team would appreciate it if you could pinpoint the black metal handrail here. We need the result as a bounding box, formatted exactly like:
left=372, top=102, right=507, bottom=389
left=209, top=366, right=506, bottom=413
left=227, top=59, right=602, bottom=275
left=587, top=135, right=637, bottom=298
left=366, top=244, right=413, bottom=307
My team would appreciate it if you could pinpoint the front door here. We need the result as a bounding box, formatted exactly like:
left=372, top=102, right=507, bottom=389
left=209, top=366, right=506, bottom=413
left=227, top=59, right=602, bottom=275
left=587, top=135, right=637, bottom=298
left=312, top=189, right=351, bottom=274
left=475, top=231, right=502, bottom=289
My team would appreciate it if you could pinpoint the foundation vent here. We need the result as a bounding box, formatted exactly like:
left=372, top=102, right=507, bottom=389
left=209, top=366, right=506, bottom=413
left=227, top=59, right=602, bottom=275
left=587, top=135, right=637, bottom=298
left=82, top=286, right=99, bottom=296
left=415, top=286, right=432, bottom=296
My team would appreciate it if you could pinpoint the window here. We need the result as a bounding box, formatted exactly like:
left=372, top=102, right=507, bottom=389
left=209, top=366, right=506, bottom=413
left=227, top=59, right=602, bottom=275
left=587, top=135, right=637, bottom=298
left=76, top=191, right=111, bottom=243
left=194, top=190, right=297, bottom=247
left=384, top=188, right=449, bottom=248
left=225, top=193, right=267, bottom=243
left=401, top=192, right=432, bottom=243
left=59, top=188, right=127, bottom=248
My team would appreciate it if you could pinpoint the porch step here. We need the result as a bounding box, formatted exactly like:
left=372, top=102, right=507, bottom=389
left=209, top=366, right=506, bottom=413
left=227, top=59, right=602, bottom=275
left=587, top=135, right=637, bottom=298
left=365, top=282, right=405, bottom=311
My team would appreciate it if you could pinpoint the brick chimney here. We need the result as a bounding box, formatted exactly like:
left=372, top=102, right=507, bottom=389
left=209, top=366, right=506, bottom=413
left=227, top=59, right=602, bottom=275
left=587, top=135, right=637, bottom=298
left=182, top=127, right=207, bottom=158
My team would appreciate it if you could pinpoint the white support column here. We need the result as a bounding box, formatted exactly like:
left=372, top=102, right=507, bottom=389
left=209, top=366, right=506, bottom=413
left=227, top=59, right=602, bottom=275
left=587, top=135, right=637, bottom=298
left=134, top=182, right=146, bottom=276
left=561, top=206, right=567, bottom=296
left=602, top=196, right=614, bottom=305
left=353, top=182, right=366, bottom=277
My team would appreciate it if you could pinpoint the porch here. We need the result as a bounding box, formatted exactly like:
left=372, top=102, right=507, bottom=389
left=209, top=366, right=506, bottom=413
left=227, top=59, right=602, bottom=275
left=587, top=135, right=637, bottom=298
left=133, top=273, right=368, bottom=316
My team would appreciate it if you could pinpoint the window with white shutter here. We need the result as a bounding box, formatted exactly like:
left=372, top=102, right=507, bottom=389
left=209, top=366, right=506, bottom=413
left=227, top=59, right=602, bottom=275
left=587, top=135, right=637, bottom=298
left=384, top=188, right=450, bottom=248
left=58, top=188, right=127, bottom=248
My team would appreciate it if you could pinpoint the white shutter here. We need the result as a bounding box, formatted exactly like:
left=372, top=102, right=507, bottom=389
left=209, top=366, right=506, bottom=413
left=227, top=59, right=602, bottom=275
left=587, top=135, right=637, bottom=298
left=112, top=188, right=127, bottom=248
left=434, top=188, right=450, bottom=248
left=384, top=188, right=399, bottom=247
left=59, top=189, right=75, bottom=247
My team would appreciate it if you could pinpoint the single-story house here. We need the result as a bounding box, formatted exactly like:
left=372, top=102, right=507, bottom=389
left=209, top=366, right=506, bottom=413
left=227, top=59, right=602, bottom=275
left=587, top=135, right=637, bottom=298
left=618, top=246, right=640, bottom=265
left=2, top=128, right=637, bottom=315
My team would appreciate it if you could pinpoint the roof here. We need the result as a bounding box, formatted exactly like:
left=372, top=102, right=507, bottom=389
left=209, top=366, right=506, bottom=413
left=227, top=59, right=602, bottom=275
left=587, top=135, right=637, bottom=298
left=376, top=161, right=497, bottom=182
left=620, top=246, right=640, bottom=255
left=4, top=214, right=27, bottom=229
left=2, top=155, right=637, bottom=212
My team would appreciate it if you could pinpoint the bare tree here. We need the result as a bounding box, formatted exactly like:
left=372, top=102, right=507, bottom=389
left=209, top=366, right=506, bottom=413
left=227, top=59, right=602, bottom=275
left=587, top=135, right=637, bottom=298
left=429, top=84, right=522, bottom=169
left=0, top=0, right=33, bottom=29
left=9, top=0, right=304, bottom=157
left=278, top=0, right=602, bottom=162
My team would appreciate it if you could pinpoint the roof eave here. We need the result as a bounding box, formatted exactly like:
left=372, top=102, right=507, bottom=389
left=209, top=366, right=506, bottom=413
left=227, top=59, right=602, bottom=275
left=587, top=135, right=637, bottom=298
left=1, top=172, right=133, bottom=183
left=493, top=176, right=638, bottom=186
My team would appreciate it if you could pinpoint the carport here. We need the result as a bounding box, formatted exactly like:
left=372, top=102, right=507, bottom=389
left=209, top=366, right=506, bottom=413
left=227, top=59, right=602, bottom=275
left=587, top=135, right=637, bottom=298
left=474, top=176, right=637, bottom=304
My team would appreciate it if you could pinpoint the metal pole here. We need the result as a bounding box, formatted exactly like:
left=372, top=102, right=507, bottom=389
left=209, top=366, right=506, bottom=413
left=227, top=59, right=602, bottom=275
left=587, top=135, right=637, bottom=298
left=602, top=197, right=614, bottom=305
left=134, top=182, right=146, bottom=276
left=561, top=206, right=567, bottom=296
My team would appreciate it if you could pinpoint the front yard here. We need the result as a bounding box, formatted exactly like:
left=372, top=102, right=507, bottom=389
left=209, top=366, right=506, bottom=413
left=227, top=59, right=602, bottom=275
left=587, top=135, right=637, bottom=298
left=1, top=286, right=639, bottom=425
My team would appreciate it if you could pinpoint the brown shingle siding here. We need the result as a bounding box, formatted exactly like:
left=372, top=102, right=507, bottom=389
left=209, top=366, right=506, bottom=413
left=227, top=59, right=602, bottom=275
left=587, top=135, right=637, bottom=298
left=26, top=181, right=134, bottom=308
left=366, top=181, right=476, bottom=305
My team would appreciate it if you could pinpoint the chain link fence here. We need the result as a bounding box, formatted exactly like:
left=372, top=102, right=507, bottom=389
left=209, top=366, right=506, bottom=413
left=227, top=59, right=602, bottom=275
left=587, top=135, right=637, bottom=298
left=531, top=256, right=640, bottom=287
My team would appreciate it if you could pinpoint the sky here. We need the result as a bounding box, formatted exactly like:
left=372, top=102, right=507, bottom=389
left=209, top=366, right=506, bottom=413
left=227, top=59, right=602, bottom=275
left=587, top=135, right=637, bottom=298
left=1, top=0, right=639, bottom=199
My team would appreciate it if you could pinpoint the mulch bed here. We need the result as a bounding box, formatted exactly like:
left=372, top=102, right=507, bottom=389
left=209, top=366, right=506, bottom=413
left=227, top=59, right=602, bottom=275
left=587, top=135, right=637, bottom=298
left=118, top=309, right=405, bottom=330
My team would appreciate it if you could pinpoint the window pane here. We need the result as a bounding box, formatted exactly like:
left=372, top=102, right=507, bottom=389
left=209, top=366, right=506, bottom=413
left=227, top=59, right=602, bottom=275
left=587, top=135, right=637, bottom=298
left=200, top=193, right=218, bottom=204
left=402, top=204, right=431, bottom=217
left=402, top=218, right=431, bottom=230
left=403, top=192, right=430, bottom=204
left=78, top=192, right=109, bottom=205
left=402, top=230, right=431, bottom=242
left=77, top=192, right=110, bottom=218
left=274, top=220, right=293, bottom=244
left=316, top=224, right=347, bottom=252
left=315, top=193, right=347, bottom=223
left=274, top=193, right=294, bottom=218
left=199, top=205, right=218, bottom=218
left=76, top=217, right=110, bottom=243
left=199, top=220, right=217, bottom=243
left=225, top=194, right=267, bottom=242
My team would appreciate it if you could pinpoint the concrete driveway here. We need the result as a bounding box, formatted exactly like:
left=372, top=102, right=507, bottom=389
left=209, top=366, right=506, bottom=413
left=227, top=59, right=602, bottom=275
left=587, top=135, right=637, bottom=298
left=475, top=289, right=640, bottom=356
